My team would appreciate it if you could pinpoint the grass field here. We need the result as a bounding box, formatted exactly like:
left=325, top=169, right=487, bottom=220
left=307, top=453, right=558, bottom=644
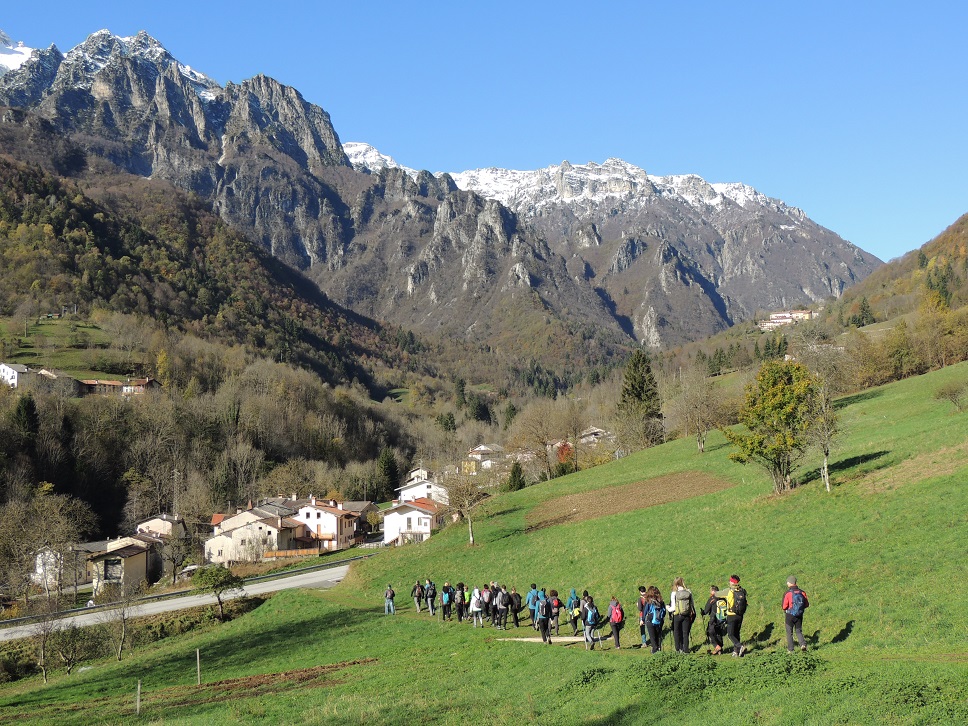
left=1, top=363, right=966, bottom=724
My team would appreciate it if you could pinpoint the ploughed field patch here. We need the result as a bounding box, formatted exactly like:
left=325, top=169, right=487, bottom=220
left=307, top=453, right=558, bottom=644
left=0, top=659, right=377, bottom=722
left=525, top=471, right=734, bottom=531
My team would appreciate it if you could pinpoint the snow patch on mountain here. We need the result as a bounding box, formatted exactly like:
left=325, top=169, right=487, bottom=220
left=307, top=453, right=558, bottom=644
left=343, top=142, right=419, bottom=177
left=344, top=142, right=807, bottom=222
left=0, top=30, right=36, bottom=77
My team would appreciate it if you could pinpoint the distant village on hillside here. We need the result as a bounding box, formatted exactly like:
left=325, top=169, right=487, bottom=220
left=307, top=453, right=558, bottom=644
left=30, top=431, right=616, bottom=599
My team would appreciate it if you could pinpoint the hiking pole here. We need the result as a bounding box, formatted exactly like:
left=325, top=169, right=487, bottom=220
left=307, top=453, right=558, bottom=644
left=701, top=612, right=709, bottom=654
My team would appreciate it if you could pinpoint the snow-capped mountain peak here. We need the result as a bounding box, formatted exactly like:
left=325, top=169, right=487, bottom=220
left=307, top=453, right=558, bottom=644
left=343, top=142, right=804, bottom=221
left=0, top=29, right=37, bottom=77
left=343, top=142, right=418, bottom=177
left=57, top=29, right=219, bottom=99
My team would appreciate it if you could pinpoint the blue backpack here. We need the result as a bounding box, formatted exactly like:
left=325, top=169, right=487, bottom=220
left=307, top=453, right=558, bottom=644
left=788, top=589, right=807, bottom=617
left=586, top=606, right=599, bottom=626
left=649, top=603, right=666, bottom=626
left=442, top=590, right=450, bottom=605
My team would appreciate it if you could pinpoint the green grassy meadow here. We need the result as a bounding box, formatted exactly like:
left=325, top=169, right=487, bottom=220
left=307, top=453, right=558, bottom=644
left=1, top=364, right=966, bottom=724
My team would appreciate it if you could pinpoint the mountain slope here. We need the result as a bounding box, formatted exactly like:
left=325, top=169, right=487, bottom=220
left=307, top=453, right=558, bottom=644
left=1, top=27, right=879, bottom=353
left=348, top=146, right=881, bottom=345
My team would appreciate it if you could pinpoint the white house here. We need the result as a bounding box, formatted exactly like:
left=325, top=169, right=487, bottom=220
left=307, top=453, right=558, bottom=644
left=382, top=498, right=444, bottom=545
left=0, top=363, right=34, bottom=389
left=396, top=471, right=449, bottom=505
left=136, top=514, right=187, bottom=540
left=204, top=517, right=307, bottom=564
left=295, top=499, right=357, bottom=551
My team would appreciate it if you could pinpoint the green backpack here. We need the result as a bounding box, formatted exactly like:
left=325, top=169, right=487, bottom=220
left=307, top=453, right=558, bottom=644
left=674, top=589, right=693, bottom=616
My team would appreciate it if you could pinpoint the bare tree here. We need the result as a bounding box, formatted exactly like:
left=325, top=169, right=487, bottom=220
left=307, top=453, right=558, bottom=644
left=99, top=581, right=144, bottom=661
left=52, top=621, right=98, bottom=675
left=508, top=399, right=559, bottom=479
left=31, top=598, right=61, bottom=684
left=669, top=366, right=724, bottom=453
left=555, top=398, right=588, bottom=471
left=444, top=470, right=490, bottom=546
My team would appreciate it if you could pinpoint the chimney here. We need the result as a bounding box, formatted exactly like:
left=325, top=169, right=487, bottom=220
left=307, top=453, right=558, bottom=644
left=247, top=500, right=253, bottom=511
left=329, top=499, right=336, bottom=508
left=311, top=494, right=316, bottom=506
left=337, top=502, right=343, bottom=511
left=291, top=492, right=297, bottom=501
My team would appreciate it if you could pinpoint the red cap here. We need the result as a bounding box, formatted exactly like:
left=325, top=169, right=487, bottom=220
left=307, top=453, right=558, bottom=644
left=729, top=576, right=740, bottom=584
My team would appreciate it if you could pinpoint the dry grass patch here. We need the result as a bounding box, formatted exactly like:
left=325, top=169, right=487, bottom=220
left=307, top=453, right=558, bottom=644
left=859, top=442, right=968, bottom=493
left=526, top=471, right=735, bottom=531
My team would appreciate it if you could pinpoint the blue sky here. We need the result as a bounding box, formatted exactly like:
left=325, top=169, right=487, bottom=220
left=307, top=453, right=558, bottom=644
left=3, top=1, right=967, bottom=261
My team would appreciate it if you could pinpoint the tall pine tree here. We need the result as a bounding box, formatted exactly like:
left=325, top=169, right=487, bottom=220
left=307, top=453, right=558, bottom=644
left=616, top=349, right=663, bottom=450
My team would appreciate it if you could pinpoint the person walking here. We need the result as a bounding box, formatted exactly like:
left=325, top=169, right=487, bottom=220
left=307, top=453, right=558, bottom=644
left=643, top=586, right=666, bottom=653
left=549, top=590, right=563, bottom=636
left=481, top=582, right=493, bottom=623
left=636, top=586, right=650, bottom=648
left=384, top=584, right=396, bottom=615
left=510, top=587, right=523, bottom=628
left=470, top=587, right=484, bottom=627
left=781, top=576, right=810, bottom=652
left=712, top=575, right=748, bottom=657
left=526, top=584, right=539, bottom=630
left=608, top=596, right=625, bottom=649
left=583, top=595, right=600, bottom=650
left=495, top=585, right=510, bottom=630
left=667, top=577, right=696, bottom=654
left=424, top=579, right=437, bottom=616
left=455, top=583, right=466, bottom=623
left=701, top=585, right=727, bottom=654
left=411, top=580, right=424, bottom=613
left=536, top=591, right=553, bottom=644
left=441, top=581, right=454, bottom=621
left=567, top=588, right=582, bottom=636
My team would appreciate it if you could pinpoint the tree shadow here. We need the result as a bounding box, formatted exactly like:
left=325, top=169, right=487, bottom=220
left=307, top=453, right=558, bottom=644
left=801, top=451, right=891, bottom=485
left=834, top=389, right=883, bottom=410
left=831, top=620, right=854, bottom=644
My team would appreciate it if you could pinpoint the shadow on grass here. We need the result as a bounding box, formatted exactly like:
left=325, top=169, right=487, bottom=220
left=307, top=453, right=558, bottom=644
left=753, top=622, right=775, bottom=644
left=801, top=451, right=891, bottom=485
left=831, top=620, right=854, bottom=644
left=835, top=389, right=883, bottom=409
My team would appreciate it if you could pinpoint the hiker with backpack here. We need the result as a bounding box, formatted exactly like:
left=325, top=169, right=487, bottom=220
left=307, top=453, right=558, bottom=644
left=667, top=577, right=696, bottom=654
left=642, top=586, right=666, bottom=653
left=424, top=579, right=437, bottom=616
left=583, top=595, right=600, bottom=650
left=636, top=586, right=651, bottom=648
left=441, top=582, right=454, bottom=621
left=536, top=591, right=553, bottom=644
left=701, top=585, right=727, bottom=654
left=567, top=588, right=582, bottom=636
left=384, top=584, right=396, bottom=615
left=549, top=590, right=563, bottom=636
left=712, top=575, right=748, bottom=657
left=608, top=596, right=625, bottom=649
left=411, top=580, right=424, bottom=613
left=526, top=584, right=539, bottom=630
left=470, top=587, right=484, bottom=627
left=510, top=587, right=523, bottom=628
left=781, top=576, right=810, bottom=652
left=481, top=583, right=493, bottom=622
left=455, top=583, right=466, bottom=622
left=495, top=585, right=510, bottom=630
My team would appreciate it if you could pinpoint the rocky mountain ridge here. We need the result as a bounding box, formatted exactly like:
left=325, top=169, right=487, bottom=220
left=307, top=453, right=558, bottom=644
left=0, top=27, right=880, bottom=352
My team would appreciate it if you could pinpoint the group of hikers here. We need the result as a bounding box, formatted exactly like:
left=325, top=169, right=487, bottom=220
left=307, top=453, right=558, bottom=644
left=383, top=575, right=811, bottom=655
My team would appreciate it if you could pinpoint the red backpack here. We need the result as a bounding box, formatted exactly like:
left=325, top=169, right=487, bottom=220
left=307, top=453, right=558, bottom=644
left=611, top=604, right=624, bottom=623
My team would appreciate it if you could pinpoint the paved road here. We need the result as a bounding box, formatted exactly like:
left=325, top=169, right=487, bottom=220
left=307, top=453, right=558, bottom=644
left=0, top=564, right=349, bottom=643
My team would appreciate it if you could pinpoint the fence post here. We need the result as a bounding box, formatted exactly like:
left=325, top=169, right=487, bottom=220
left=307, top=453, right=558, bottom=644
left=196, top=648, right=201, bottom=685
left=136, top=680, right=141, bottom=715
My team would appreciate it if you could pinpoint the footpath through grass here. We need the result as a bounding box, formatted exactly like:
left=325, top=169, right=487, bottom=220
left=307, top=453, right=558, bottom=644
left=1, top=364, right=966, bottom=724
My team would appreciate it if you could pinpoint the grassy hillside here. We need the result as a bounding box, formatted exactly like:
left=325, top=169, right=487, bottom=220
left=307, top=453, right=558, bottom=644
left=1, top=364, right=966, bottom=724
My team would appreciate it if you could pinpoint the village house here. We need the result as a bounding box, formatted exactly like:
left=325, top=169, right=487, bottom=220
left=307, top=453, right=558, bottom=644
left=204, top=516, right=308, bottom=565
left=88, top=532, right=164, bottom=595
left=397, top=467, right=449, bottom=505
left=136, top=513, right=187, bottom=540
left=294, top=497, right=357, bottom=551
left=0, top=362, right=35, bottom=389
left=381, top=497, right=445, bottom=545
left=758, top=309, right=815, bottom=331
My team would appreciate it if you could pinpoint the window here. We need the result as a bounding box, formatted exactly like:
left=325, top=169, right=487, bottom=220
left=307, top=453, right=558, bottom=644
left=240, top=538, right=246, bottom=546
left=316, top=512, right=321, bottom=519
left=217, top=549, right=223, bottom=557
